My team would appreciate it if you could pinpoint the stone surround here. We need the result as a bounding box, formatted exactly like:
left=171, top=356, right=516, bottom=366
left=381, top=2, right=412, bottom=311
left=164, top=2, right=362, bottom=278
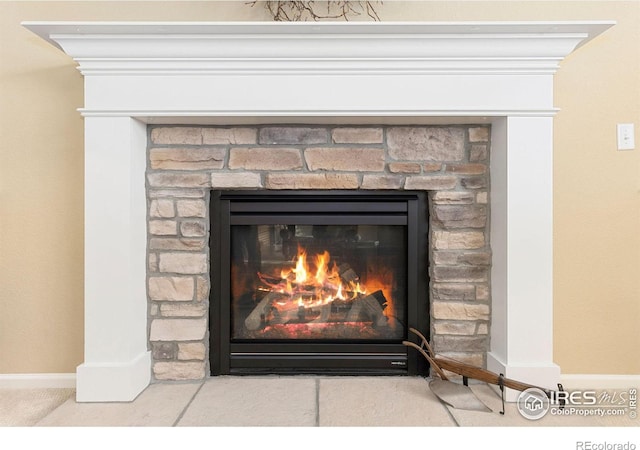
left=146, top=124, right=491, bottom=381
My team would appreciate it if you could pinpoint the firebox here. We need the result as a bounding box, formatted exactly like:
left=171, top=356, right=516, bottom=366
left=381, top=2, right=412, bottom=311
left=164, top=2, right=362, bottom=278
left=210, top=190, right=429, bottom=375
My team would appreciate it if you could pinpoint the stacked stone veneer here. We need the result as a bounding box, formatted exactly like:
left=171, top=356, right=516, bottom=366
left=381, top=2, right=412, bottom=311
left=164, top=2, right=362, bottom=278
left=146, top=125, right=491, bottom=381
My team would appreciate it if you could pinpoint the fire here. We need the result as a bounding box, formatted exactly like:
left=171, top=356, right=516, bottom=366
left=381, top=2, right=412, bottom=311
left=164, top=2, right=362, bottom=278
left=270, top=246, right=362, bottom=301
left=314, top=251, right=329, bottom=285
left=256, top=246, right=394, bottom=325
left=292, top=249, right=308, bottom=284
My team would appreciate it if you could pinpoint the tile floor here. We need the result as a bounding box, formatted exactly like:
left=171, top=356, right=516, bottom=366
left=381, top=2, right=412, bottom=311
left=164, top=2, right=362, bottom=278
left=3, top=376, right=638, bottom=450
left=1, top=376, right=637, bottom=428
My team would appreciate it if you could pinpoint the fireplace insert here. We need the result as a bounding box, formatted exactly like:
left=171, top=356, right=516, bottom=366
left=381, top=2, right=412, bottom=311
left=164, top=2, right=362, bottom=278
left=210, top=190, right=428, bottom=375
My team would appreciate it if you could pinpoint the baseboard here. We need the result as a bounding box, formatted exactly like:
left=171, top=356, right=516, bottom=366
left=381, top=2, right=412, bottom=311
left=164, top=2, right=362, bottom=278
left=560, top=374, right=640, bottom=390
left=0, top=373, right=76, bottom=389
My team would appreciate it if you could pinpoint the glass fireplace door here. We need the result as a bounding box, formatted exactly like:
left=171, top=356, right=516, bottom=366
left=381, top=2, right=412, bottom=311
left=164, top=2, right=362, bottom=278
left=231, top=223, right=407, bottom=341
left=210, top=191, right=428, bottom=375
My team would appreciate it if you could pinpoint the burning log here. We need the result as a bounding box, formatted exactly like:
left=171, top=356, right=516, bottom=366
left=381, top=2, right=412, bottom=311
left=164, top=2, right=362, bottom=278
left=338, top=263, right=359, bottom=284
left=346, top=290, right=388, bottom=327
left=268, top=305, right=298, bottom=326
left=257, top=273, right=283, bottom=286
left=310, top=302, right=332, bottom=323
left=269, top=297, right=331, bottom=324
left=244, top=292, right=287, bottom=331
left=247, top=246, right=395, bottom=331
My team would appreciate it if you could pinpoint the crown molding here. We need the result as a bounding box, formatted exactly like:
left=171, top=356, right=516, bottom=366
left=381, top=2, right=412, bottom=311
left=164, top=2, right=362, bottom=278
left=23, top=21, right=614, bottom=76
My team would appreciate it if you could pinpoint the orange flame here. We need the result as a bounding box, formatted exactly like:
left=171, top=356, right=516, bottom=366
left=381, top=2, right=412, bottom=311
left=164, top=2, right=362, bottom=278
left=258, top=246, right=394, bottom=322
left=292, top=249, right=308, bottom=285
left=314, top=251, right=329, bottom=285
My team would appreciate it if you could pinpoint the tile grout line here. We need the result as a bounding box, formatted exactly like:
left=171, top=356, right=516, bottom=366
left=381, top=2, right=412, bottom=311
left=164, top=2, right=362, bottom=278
left=443, top=402, right=462, bottom=427
left=423, top=377, right=461, bottom=426
left=172, top=381, right=206, bottom=427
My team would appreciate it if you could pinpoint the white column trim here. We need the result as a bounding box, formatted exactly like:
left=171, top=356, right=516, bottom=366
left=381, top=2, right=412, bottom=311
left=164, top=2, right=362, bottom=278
left=489, top=116, right=560, bottom=400
left=79, top=116, right=150, bottom=402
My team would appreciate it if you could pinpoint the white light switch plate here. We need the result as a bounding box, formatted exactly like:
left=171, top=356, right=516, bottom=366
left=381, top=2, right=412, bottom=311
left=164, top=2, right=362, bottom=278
left=617, top=123, right=635, bottom=150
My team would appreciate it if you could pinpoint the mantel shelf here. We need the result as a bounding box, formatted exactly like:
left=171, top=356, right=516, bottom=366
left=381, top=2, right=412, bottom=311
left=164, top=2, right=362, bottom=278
left=23, top=21, right=614, bottom=77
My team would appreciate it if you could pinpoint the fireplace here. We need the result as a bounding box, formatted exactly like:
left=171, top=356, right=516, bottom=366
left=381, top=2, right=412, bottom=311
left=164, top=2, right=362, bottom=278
left=23, top=20, right=613, bottom=401
left=210, top=190, right=428, bottom=375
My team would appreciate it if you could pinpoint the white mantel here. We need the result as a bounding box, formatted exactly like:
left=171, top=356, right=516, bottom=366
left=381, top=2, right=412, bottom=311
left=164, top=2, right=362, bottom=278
left=24, top=21, right=614, bottom=402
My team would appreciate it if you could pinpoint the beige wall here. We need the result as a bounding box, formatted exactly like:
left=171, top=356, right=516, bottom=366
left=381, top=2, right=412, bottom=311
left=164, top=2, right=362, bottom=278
left=1, top=1, right=638, bottom=375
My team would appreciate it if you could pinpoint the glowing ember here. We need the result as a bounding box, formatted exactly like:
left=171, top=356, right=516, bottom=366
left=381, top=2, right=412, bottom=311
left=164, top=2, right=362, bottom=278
left=244, top=322, right=384, bottom=340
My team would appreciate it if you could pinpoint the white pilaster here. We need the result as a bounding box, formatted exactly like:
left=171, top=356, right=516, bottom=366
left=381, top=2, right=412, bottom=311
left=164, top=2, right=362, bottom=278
left=77, top=116, right=150, bottom=402
left=489, top=116, right=561, bottom=400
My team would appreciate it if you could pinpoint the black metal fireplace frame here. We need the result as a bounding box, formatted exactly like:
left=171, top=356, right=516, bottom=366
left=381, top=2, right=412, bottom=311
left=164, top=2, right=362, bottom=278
left=209, top=190, right=429, bottom=376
